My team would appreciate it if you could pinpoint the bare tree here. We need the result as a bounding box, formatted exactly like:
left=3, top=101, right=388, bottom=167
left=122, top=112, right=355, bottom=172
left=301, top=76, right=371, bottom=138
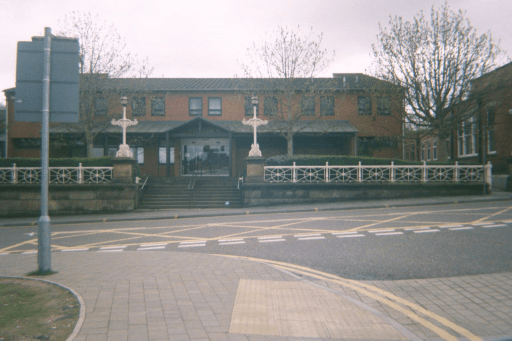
left=370, top=2, right=507, bottom=161
left=239, top=26, right=336, bottom=156
left=55, top=11, right=152, bottom=157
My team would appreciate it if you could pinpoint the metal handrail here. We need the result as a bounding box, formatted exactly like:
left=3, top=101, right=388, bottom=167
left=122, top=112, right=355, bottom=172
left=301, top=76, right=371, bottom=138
left=140, top=175, right=151, bottom=190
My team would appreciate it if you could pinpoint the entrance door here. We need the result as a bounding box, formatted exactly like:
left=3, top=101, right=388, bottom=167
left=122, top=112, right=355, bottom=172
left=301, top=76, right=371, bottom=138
left=181, top=138, right=230, bottom=176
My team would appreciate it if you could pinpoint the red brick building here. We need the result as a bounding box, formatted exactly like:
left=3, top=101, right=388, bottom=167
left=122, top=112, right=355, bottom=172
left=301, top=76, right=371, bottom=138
left=3, top=73, right=405, bottom=178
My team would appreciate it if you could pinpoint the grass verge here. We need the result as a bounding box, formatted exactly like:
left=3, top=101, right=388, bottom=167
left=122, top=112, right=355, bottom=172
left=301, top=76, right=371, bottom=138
left=0, top=278, right=79, bottom=341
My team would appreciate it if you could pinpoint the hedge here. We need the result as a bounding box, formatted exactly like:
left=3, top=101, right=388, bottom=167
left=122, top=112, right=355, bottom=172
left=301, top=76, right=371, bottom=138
left=266, top=155, right=475, bottom=166
left=0, top=157, right=114, bottom=168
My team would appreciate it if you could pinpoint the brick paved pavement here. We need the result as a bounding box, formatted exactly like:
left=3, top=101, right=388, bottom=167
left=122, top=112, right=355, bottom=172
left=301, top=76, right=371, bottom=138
left=1, top=250, right=511, bottom=341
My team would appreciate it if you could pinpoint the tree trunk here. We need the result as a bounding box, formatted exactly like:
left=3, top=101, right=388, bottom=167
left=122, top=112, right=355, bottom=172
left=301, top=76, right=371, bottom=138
left=437, top=131, right=449, bottom=162
left=286, top=134, right=294, bottom=156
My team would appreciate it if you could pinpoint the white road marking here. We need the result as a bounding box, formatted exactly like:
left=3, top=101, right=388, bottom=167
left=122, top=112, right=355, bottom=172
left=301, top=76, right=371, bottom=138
left=0, top=253, right=8, bottom=255
left=332, top=232, right=358, bottom=235
left=294, top=234, right=321, bottom=238
left=137, top=246, right=166, bottom=251
left=298, top=236, right=325, bottom=241
left=98, top=249, right=123, bottom=252
left=22, top=251, right=37, bottom=254
left=62, top=248, right=89, bottom=252
left=219, top=239, right=244, bottom=242
left=369, top=229, right=395, bottom=233
left=25, top=232, right=36, bottom=237
left=259, top=239, right=285, bottom=243
left=100, top=246, right=127, bottom=250
left=140, top=243, right=167, bottom=248
left=413, top=229, right=440, bottom=234
left=405, top=227, right=431, bottom=231
left=483, top=224, right=507, bottom=228
left=178, top=243, right=206, bottom=248
left=449, top=227, right=474, bottom=231
left=258, top=236, right=283, bottom=240
left=179, top=241, right=207, bottom=245
left=472, top=222, right=494, bottom=226
left=219, top=241, right=246, bottom=245
left=375, top=232, right=404, bottom=236
left=336, top=234, right=365, bottom=238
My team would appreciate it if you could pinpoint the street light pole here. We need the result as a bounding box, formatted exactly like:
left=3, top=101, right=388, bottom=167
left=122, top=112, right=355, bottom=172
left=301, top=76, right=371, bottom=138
left=242, top=95, right=267, bottom=157
left=111, top=95, right=138, bottom=158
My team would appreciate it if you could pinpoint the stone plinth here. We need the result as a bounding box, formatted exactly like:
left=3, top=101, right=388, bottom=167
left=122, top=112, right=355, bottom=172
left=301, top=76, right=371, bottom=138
left=112, top=157, right=137, bottom=183
left=245, top=157, right=266, bottom=183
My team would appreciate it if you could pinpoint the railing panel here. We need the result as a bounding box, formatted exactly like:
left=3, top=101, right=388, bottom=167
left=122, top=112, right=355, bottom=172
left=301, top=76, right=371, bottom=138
left=0, top=166, right=113, bottom=184
left=264, top=163, right=488, bottom=184
left=265, top=167, right=293, bottom=182
left=329, top=167, right=358, bottom=182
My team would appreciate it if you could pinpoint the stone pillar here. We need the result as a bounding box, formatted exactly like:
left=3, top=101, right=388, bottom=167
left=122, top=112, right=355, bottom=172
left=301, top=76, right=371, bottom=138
left=245, top=157, right=266, bottom=183
left=112, top=157, right=137, bottom=183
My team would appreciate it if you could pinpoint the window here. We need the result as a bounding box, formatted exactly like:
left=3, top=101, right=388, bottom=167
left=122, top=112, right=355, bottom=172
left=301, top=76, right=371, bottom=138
left=426, top=142, right=431, bottom=161
left=487, top=109, right=496, bottom=154
left=301, top=96, right=315, bottom=116
left=377, top=97, right=391, bottom=115
left=208, top=97, right=222, bottom=116
left=159, top=139, right=175, bottom=164
left=94, top=97, right=108, bottom=117
left=151, top=97, right=165, bottom=116
left=458, top=117, right=477, bottom=157
left=159, top=147, right=175, bottom=164
left=244, top=96, right=258, bottom=116
left=320, top=96, right=334, bottom=116
left=358, top=96, right=372, bottom=115
left=189, top=97, right=203, bottom=116
left=421, top=143, right=426, bottom=161
left=129, top=146, right=145, bottom=164
left=433, top=140, right=438, bottom=160
left=132, top=97, right=146, bottom=117
left=264, top=97, right=278, bottom=116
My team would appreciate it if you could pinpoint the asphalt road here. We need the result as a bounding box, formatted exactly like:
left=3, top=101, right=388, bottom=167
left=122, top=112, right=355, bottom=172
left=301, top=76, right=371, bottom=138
left=1, top=201, right=511, bottom=280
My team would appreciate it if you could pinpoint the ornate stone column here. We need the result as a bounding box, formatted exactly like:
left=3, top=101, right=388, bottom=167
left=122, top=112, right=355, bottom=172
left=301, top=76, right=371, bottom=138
left=243, top=96, right=267, bottom=183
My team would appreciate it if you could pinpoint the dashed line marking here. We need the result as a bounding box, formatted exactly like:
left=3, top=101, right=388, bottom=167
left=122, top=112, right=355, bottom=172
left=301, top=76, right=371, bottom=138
left=336, top=234, right=365, bottom=238
left=294, top=234, right=322, bottom=238
left=376, top=232, right=404, bottom=236
left=100, top=246, right=127, bottom=250
left=449, top=227, right=474, bottom=231
left=369, top=229, right=395, bottom=233
left=258, top=236, right=283, bottom=240
left=98, top=249, right=124, bottom=252
left=219, top=239, right=244, bottom=243
left=298, top=236, right=325, bottom=241
left=0, top=253, right=8, bottom=255
left=219, top=241, right=245, bottom=245
left=140, top=243, right=168, bottom=248
left=332, top=232, right=358, bottom=235
left=22, top=251, right=37, bottom=254
left=413, top=229, right=440, bottom=234
left=482, top=224, right=507, bottom=228
left=179, top=241, right=207, bottom=245
left=178, top=241, right=206, bottom=248
left=259, top=238, right=285, bottom=243
left=472, top=222, right=494, bottom=226
left=405, top=227, right=431, bottom=231
left=62, top=248, right=90, bottom=252
left=137, top=246, right=166, bottom=251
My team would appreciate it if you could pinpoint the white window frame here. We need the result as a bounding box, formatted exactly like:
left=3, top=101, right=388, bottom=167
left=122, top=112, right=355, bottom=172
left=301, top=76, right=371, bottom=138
left=433, top=140, right=438, bottom=160
left=458, top=117, right=477, bottom=157
left=487, top=110, right=497, bottom=155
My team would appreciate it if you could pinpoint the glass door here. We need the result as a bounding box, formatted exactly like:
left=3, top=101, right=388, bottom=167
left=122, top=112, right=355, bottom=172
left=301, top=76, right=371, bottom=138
left=181, top=138, right=230, bottom=176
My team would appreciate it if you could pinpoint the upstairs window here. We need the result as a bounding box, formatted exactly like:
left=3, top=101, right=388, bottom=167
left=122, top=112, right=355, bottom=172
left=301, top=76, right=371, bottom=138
left=377, top=97, right=391, bottom=115
left=189, top=97, right=203, bottom=116
left=132, top=97, right=146, bottom=117
left=320, top=96, right=334, bottom=116
left=94, top=97, right=108, bottom=117
left=244, top=96, right=258, bottom=116
left=358, top=96, right=372, bottom=115
left=208, top=97, right=222, bottom=116
left=301, top=96, right=316, bottom=116
left=151, top=97, right=165, bottom=116
left=264, top=97, right=278, bottom=116
left=433, top=140, right=438, bottom=160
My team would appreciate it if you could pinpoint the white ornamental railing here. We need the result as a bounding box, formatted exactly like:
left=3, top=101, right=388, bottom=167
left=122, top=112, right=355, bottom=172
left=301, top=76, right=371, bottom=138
left=0, top=164, right=113, bottom=184
left=264, top=161, right=492, bottom=184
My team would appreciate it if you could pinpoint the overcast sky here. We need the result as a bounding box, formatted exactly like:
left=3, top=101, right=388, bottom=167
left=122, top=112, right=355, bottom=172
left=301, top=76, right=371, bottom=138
left=1, top=0, right=511, bottom=104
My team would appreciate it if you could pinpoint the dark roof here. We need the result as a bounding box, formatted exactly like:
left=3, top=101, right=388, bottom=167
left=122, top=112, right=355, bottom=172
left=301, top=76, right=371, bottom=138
left=83, top=74, right=400, bottom=92
left=50, top=118, right=358, bottom=135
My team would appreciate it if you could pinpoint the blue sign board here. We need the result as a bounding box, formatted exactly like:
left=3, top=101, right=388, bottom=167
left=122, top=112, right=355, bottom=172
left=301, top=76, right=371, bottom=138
left=15, top=35, right=79, bottom=122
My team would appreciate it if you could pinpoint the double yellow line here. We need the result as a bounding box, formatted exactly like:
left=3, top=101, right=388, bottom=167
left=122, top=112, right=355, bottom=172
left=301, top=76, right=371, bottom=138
left=219, top=254, right=482, bottom=341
